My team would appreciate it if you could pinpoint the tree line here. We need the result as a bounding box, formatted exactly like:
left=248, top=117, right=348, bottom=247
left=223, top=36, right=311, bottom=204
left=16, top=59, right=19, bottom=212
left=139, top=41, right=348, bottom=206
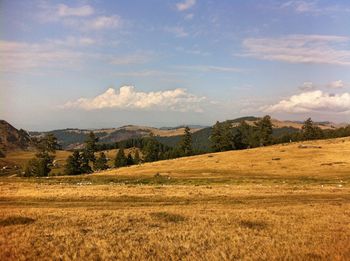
left=23, top=116, right=350, bottom=177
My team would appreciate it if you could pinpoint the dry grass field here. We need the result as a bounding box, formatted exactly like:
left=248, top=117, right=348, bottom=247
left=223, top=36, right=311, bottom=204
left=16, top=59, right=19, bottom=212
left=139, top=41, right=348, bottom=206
left=1, top=137, right=350, bottom=260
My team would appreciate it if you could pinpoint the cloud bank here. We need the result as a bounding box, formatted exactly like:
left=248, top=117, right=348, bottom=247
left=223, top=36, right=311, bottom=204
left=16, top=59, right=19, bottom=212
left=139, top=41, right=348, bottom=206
left=63, top=86, right=207, bottom=112
left=264, top=90, right=350, bottom=113
left=242, top=35, right=350, bottom=65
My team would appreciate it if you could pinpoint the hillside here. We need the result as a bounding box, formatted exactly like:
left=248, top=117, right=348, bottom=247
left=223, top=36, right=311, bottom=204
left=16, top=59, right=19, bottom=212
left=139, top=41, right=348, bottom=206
left=0, top=120, right=31, bottom=152
left=100, top=137, right=350, bottom=179
left=30, top=125, right=203, bottom=150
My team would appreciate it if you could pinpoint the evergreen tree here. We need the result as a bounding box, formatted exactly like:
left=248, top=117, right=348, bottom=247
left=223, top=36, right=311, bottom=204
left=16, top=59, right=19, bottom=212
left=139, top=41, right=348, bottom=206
left=255, top=115, right=273, bottom=146
left=94, top=152, right=108, bottom=170
left=85, top=131, right=99, bottom=163
left=142, top=136, right=160, bottom=162
left=179, top=126, right=193, bottom=156
left=114, top=148, right=127, bottom=167
left=134, top=150, right=141, bottom=164
left=80, top=150, right=92, bottom=173
left=65, top=151, right=82, bottom=175
left=0, top=149, right=5, bottom=158
left=301, top=118, right=323, bottom=140
left=126, top=153, right=134, bottom=166
left=211, top=121, right=223, bottom=152
left=25, top=133, right=58, bottom=177
left=210, top=121, right=234, bottom=152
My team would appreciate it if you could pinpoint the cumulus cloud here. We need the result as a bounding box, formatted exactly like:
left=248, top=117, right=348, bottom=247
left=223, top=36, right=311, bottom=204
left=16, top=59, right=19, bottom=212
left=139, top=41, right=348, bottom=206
left=327, top=80, right=345, bottom=89
left=242, top=34, right=350, bottom=65
left=57, top=4, right=94, bottom=17
left=264, top=90, right=350, bottom=113
left=62, top=86, right=207, bottom=112
left=176, top=0, right=196, bottom=11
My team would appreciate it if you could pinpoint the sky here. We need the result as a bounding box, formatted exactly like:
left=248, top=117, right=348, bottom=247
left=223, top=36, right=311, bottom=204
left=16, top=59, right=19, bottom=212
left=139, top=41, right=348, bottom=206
left=1, top=0, right=350, bottom=131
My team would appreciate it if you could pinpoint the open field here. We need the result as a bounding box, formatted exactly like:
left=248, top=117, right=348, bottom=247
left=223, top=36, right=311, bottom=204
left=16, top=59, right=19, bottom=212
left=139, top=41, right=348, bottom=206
left=0, top=138, right=350, bottom=260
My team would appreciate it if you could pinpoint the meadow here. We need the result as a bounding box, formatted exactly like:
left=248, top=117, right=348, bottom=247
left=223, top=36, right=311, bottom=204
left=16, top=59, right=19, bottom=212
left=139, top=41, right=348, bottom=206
left=0, top=138, right=350, bottom=260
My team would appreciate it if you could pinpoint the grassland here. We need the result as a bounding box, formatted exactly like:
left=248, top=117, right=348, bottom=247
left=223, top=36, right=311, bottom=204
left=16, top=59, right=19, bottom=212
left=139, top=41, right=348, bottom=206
left=0, top=138, right=350, bottom=260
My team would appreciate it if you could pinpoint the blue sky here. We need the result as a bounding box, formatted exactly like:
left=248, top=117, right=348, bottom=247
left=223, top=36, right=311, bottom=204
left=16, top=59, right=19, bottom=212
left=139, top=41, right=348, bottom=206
left=1, top=0, right=350, bottom=130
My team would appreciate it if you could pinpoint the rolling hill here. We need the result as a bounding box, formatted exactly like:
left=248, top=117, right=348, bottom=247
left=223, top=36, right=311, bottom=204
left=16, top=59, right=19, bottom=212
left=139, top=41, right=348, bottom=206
left=99, top=136, right=350, bottom=180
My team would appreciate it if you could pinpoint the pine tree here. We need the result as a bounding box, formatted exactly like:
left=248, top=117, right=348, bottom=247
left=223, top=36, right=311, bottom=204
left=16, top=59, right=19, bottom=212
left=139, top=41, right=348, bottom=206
left=179, top=126, right=193, bottom=156
left=80, top=150, right=92, bottom=173
left=210, top=121, right=234, bottom=152
left=85, top=131, right=99, bottom=163
left=134, top=150, right=141, bottom=164
left=65, top=151, right=82, bottom=175
left=211, top=121, right=222, bottom=152
left=142, top=136, right=159, bottom=162
left=301, top=118, right=323, bottom=140
left=255, top=115, right=273, bottom=146
left=25, top=133, right=58, bottom=177
left=114, top=148, right=127, bottom=167
left=94, top=152, right=108, bottom=170
left=126, top=153, right=134, bottom=166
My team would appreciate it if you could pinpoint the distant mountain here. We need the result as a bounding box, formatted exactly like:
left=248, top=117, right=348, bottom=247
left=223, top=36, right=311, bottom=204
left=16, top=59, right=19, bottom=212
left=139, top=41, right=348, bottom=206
left=30, top=125, right=204, bottom=150
left=26, top=117, right=347, bottom=151
left=156, top=117, right=346, bottom=151
left=0, top=120, right=32, bottom=151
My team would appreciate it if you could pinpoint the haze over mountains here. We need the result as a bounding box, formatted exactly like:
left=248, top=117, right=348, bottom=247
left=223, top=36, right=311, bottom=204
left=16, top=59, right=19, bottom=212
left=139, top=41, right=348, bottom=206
left=1, top=117, right=346, bottom=152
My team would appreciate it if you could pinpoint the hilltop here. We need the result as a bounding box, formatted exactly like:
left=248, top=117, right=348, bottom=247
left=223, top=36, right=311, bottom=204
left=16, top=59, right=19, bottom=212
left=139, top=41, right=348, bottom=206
left=0, top=120, right=32, bottom=152
left=99, top=136, right=350, bottom=180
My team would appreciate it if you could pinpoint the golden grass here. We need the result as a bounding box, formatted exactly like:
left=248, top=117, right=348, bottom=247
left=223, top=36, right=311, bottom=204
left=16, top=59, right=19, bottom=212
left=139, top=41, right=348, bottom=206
left=1, top=137, right=350, bottom=260
left=101, top=137, right=350, bottom=178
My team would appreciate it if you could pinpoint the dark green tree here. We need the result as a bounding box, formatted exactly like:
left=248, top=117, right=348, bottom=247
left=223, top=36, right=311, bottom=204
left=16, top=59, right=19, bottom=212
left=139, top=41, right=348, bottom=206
left=94, top=152, right=109, bottom=170
left=255, top=115, right=273, bottom=146
left=114, top=148, right=127, bottom=167
left=134, top=150, right=141, bottom=164
left=84, top=131, right=99, bottom=163
left=65, top=150, right=82, bottom=175
left=301, top=118, right=323, bottom=140
left=80, top=150, right=92, bottom=173
left=142, top=136, right=160, bottom=162
left=210, top=121, right=234, bottom=152
left=179, top=126, right=193, bottom=156
left=25, top=133, right=58, bottom=177
left=126, top=153, right=134, bottom=166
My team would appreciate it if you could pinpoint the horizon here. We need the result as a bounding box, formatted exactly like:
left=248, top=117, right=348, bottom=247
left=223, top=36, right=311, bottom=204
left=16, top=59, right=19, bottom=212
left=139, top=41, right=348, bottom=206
left=1, top=115, right=348, bottom=132
left=1, top=0, right=350, bottom=131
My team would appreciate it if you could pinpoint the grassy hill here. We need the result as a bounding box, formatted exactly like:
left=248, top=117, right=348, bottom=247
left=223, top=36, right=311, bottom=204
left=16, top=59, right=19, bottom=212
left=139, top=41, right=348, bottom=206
left=100, top=137, right=350, bottom=182
left=1, top=137, right=349, bottom=260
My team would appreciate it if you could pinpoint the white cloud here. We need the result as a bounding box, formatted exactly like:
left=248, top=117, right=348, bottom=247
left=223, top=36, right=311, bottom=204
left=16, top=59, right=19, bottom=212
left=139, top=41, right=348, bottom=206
left=179, top=65, right=243, bottom=73
left=165, top=26, right=189, bottom=37
left=299, top=81, right=315, bottom=91
left=264, top=90, right=350, bottom=113
left=328, top=80, right=345, bottom=89
left=62, top=86, right=207, bottom=112
left=281, top=1, right=316, bottom=13
left=57, top=4, right=94, bottom=17
left=47, top=36, right=96, bottom=47
left=242, top=34, right=350, bottom=65
left=0, top=40, right=86, bottom=72
left=38, top=3, right=122, bottom=31
left=280, top=1, right=350, bottom=15
left=85, top=16, right=122, bottom=30
left=176, top=0, right=196, bottom=11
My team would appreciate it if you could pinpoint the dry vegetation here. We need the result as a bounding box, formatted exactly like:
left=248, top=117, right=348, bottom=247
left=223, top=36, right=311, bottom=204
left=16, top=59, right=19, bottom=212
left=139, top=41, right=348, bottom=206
left=1, top=137, right=350, bottom=260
